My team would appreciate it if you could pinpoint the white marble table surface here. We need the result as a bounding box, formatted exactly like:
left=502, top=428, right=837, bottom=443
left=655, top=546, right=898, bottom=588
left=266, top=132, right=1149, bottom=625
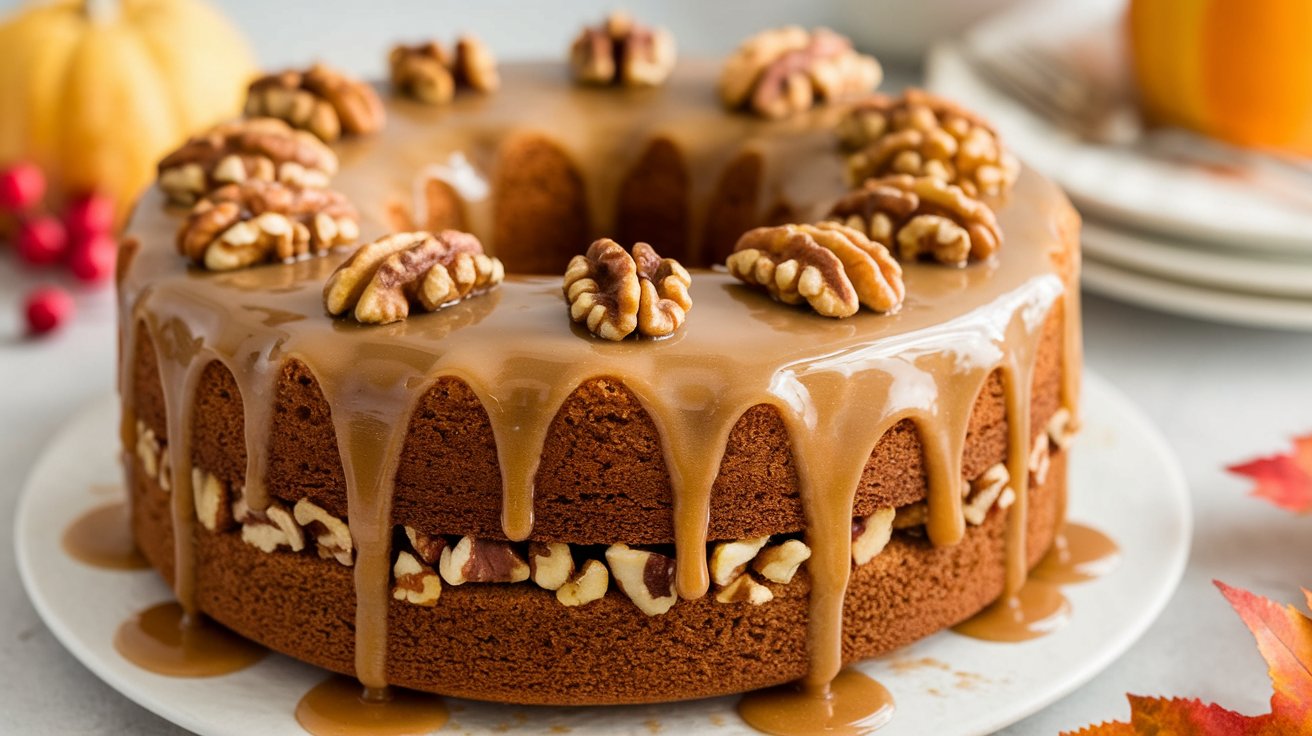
left=2, top=1, right=1309, bottom=733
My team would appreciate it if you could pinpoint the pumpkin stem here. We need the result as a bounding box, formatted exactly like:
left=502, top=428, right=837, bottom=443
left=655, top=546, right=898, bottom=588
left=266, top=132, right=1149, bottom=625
left=83, top=0, right=117, bottom=23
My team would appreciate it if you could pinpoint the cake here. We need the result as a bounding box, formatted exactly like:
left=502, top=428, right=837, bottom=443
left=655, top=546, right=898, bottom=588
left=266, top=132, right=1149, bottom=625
left=115, top=17, right=1082, bottom=714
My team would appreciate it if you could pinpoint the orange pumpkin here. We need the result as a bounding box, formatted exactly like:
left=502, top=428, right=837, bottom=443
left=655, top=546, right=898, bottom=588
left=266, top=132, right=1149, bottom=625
left=0, top=0, right=256, bottom=216
left=1127, top=0, right=1312, bottom=156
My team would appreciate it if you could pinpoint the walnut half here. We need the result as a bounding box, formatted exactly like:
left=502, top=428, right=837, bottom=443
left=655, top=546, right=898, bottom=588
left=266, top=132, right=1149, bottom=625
left=840, top=89, right=1019, bottom=198
left=323, top=230, right=505, bottom=325
left=246, top=64, right=385, bottom=142
left=719, top=27, right=881, bottom=119
left=726, top=222, right=904, bottom=318
left=563, top=239, right=692, bottom=340
left=390, top=35, right=499, bottom=105
left=570, top=12, right=676, bottom=88
left=826, top=174, right=1003, bottom=266
left=176, top=180, right=359, bottom=271
left=157, top=118, right=338, bottom=206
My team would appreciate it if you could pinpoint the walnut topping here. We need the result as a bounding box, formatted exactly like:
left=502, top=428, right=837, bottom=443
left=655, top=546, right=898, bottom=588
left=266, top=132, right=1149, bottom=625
left=963, top=463, right=1010, bottom=526
left=157, top=118, right=338, bottom=206
left=177, top=180, right=359, bottom=271
left=563, top=239, right=691, bottom=340
left=1046, top=407, right=1077, bottom=450
left=605, top=544, right=678, bottom=616
left=455, top=36, right=500, bottom=93
left=715, top=574, right=774, bottom=605
left=191, top=468, right=232, bottom=533
left=439, top=537, right=531, bottom=585
left=752, top=539, right=810, bottom=584
left=1030, top=432, right=1051, bottom=486
left=404, top=526, right=446, bottom=566
left=134, top=421, right=163, bottom=484
left=393, top=551, right=442, bottom=606
left=556, top=559, right=609, bottom=607
left=570, top=12, right=676, bottom=88
left=719, top=27, right=881, bottom=119
left=293, top=499, right=354, bottom=566
left=323, top=230, right=504, bottom=325
left=390, top=35, right=499, bottom=105
left=726, top=222, right=904, bottom=318
left=851, top=508, right=895, bottom=565
left=234, top=496, right=305, bottom=553
left=708, top=537, right=769, bottom=587
left=826, top=174, right=1003, bottom=266
left=528, top=542, right=575, bottom=591
left=840, top=89, right=1019, bottom=197
left=246, top=64, right=385, bottom=142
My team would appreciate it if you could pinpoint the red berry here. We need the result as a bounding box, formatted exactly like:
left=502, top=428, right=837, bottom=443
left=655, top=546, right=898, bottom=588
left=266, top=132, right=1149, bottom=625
left=0, top=162, right=46, bottom=213
left=64, top=192, right=115, bottom=241
left=68, top=233, right=117, bottom=283
left=16, top=216, right=68, bottom=266
left=24, top=286, right=73, bottom=335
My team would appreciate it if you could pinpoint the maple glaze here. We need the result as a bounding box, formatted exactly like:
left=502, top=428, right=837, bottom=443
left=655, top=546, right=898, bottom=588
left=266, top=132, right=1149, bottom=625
left=738, top=669, right=895, bottom=736
left=1031, top=522, right=1120, bottom=585
left=295, top=676, right=449, bottom=736
left=952, top=580, right=1072, bottom=643
left=63, top=501, right=148, bottom=570
left=116, top=61, right=1083, bottom=721
left=114, top=601, right=265, bottom=676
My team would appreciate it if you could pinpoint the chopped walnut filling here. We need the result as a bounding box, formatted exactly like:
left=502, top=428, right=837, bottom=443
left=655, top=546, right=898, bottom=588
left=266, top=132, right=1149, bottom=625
left=720, top=26, right=881, bottom=119
left=390, top=35, right=499, bottom=105
left=726, top=222, right=904, bottom=318
left=826, top=174, right=1003, bottom=266
left=840, top=89, right=1019, bottom=197
left=171, top=449, right=1029, bottom=614
left=323, top=230, right=505, bottom=325
left=570, top=11, right=676, bottom=88
left=176, top=180, right=359, bottom=271
left=157, top=118, right=338, bottom=206
left=563, top=239, right=692, bottom=340
left=246, top=64, right=385, bottom=142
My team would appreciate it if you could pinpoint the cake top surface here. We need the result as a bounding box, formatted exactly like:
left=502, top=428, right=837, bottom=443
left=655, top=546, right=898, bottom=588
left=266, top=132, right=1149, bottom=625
left=123, top=166, right=1072, bottom=388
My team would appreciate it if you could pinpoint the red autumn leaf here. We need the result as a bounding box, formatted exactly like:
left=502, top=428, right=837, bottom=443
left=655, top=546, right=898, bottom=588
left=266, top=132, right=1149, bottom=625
left=1217, top=581, right=1312, bottom=728
left=1227, top=434, right=1312, bottom=513
left=1063, top=582, right=1312, bottom=735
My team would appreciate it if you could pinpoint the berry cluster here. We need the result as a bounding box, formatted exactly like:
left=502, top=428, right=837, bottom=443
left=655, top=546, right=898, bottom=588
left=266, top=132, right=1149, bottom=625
left=1, top=162, right=117, bottom=335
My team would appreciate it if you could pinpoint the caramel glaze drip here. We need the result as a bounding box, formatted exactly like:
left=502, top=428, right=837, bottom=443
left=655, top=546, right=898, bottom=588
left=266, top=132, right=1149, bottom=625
left=118, top=61, right=1082, bottom=705
left=63, top=501, right=149, bottom=571
left=296, top=675, right=449, bottom=736
left=114, top=601, right=265, bottom=677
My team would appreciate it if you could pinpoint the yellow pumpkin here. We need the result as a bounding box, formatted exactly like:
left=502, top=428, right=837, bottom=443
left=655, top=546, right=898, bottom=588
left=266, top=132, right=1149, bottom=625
left=1127, top=0, right=1312, bottom=156
left=0, top=0, right=256, bottom=215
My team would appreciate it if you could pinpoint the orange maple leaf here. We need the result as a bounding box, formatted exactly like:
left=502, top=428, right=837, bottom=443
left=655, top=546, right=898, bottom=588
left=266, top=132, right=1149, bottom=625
left=1063, top=582, right=1312, bottom=735
left=1227, top=434, right=1312, bottom=513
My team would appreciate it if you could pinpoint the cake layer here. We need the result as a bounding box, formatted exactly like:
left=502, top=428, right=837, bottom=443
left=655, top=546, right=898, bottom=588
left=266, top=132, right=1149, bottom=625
left=129, top=444, right=1066, bottom=705
left=126, top=304, right=1064, bottom=545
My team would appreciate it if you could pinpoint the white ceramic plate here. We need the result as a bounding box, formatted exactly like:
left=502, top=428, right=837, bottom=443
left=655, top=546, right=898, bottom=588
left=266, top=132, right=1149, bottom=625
left=17, top=376, right=1190, bottom=736
left=926, top=0, right=1312, bottom=256
left=1082, top=257, right=1312, bottom=332
left=1082, top=220, right=1312, bottom=299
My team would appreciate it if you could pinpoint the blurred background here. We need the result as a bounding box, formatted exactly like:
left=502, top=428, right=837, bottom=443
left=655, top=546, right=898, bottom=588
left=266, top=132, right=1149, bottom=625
left=0, top=0, right=1026, bottom=71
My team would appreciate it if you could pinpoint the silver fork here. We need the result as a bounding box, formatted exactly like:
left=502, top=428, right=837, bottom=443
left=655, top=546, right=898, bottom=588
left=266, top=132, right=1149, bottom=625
left=962, top=40, right=1312, bottom=201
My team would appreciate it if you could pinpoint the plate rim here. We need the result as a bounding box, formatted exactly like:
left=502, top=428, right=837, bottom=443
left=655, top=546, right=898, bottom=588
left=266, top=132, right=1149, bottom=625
left=16, top=376, right=1192, bottom=736
left=1082, top=257, right=1312, bottom=332
left=1081, top=220, right=1312, bottom=299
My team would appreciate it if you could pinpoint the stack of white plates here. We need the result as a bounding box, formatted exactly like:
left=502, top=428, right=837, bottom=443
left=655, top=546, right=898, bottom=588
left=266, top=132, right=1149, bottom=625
left=924, top=0, right=1312, bottom=331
